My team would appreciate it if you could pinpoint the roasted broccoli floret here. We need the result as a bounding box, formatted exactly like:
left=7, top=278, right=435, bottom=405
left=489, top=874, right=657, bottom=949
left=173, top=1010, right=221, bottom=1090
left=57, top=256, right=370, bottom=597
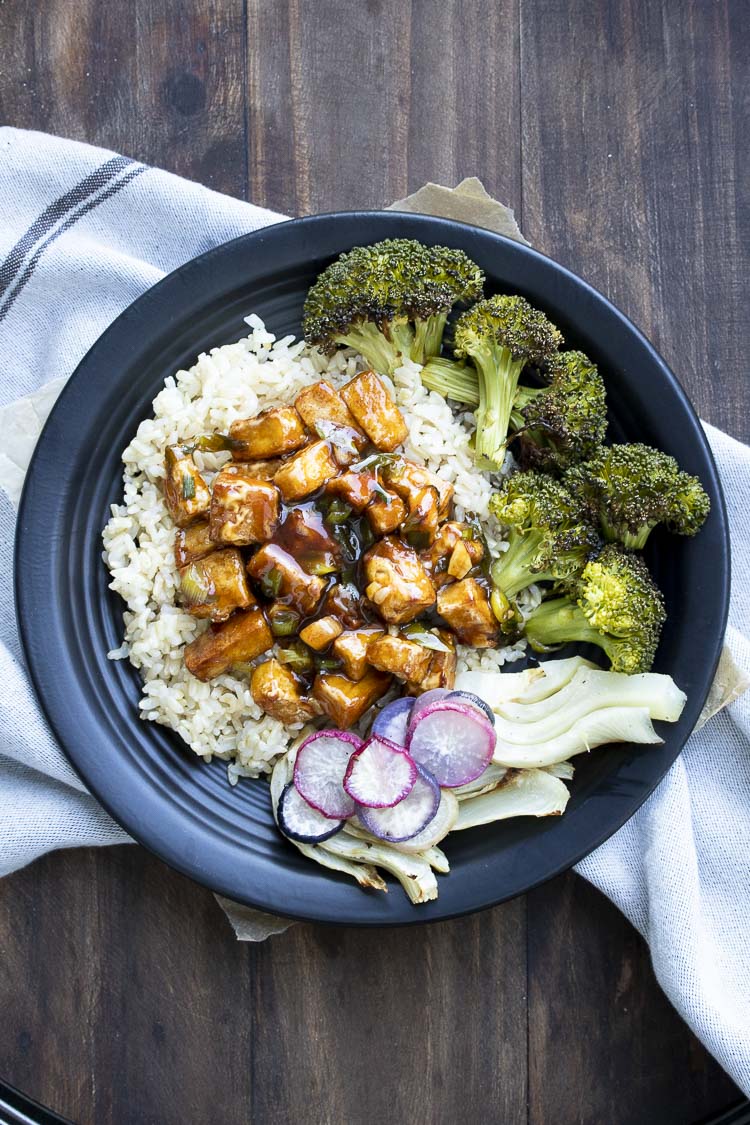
left=511, top=350, right=608, bottom=472
left=452, top=295, right=562, bottom=467
left=302, top=239, right=484, bottom=374
left=523, top=543, right=666, bottom=673
left=566, top=443, right=710, bottom=549
left=489, top=471, right=600, bottom=601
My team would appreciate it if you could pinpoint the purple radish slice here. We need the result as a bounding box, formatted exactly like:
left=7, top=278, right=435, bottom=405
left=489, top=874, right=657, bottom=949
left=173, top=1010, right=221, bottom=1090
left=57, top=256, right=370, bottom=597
left=293, top=730, right=363, bottom=819
left=371, top=697, right=414, bottom=747
left=356, top=762, right=440, bottom=842
left=446, top=689, right=495, bottom=726
left=389, top=788, right=460, bottom=854
left=343, top=735, right=417, bottom=808
left=277, top=782, right=345, bottom=843
left=406, top=701, right=495, bottom=787
left=406, top=688, right=452, bottom=735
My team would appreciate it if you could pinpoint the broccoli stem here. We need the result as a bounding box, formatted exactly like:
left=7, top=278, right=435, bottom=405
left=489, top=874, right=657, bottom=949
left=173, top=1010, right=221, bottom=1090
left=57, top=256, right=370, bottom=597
left=412, top=314, right=449, bottom=364
left=472, top=343, right=525, bottom=466
left=420, top=356, right=480, bottom=404
left=490, top=530, right=560, bottom=598
left=599, top=514, right=653, bottom=551
left=524, top=596, right=608, bottom=657
left=338, top=321, right=412, bottom=376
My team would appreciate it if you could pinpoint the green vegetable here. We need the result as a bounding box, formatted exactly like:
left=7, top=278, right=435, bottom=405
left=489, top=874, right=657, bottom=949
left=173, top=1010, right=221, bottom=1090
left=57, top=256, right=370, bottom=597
left=179, top=563, right=213, bottom=606
left=314, top=655, right=343, bottom=672
left=259, top=566, right=283, bottom=599
left=268, top=605, right=301, bottom=637
left=370, top=481, right=392, bottom=504
left=303, top=239, right=484, bottom=373
left=186, top=432, right=245, bottom=454
left=181, top=473, right=196, bottom=501
left=324, top=498, right=353, bottom=525
left=523, top=543, right=666, bottom=674
left=420, top=355, right=480, bottom=405
left=276, top=641, right=314, bottom=675
left=403, top=624, right=452, bottom=652
left=511, top=350, right=608, bottom=473
left=405, top=530, right=431, bottom=551
left=489, top=471, right=600, bottom=600
left=565, top=443, right=711, bottom=550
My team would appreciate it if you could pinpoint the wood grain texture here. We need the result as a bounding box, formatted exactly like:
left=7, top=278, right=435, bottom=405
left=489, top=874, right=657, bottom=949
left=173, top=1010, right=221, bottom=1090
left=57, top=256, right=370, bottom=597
left=0, top=0, right=746, bottom=1122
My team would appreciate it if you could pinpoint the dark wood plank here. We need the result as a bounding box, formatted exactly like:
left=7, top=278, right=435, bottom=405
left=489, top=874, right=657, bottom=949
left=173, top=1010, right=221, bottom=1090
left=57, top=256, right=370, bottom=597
left=521, top=1, right=745, bottom=1119
left=520, top=0, right=749, bottom=443
left=528, top=873, right=739, bottom=1125
left=249, top=905, right=528, bottom=1125
left=0, top=0, right=247, bottom=197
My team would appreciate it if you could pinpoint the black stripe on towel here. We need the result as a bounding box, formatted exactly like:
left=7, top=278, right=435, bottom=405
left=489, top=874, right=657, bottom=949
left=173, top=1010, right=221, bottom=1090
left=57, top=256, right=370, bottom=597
left=0, top=163, right=148, bottom=326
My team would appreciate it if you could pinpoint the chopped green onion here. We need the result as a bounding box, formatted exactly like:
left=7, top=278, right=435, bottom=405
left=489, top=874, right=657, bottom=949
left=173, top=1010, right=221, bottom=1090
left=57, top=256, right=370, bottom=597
left=358, top=521, right=375, bottom=550
left=276, top=641, right=314, bottom=674
left=314, top=655, right=342, bottom=672
left=350, top=452, right=402, bottom=474
left=306, top=557, right=338, bottom=576
left=324, top=499, right=353, bottom=525
left=405, top=530, right=430, bottom=550
left=181, top=473, right=196, bottom=501
left=259, top=566, right=283, bottom=598
left=370, top=481, right=391, bottom=504
left=403, top=624, right=452, bottom=652
left=268, top=605, right=301, bottom=636
left=179, top=563, right=212, bottom=606
left=187, top=432, right=245, bottom=454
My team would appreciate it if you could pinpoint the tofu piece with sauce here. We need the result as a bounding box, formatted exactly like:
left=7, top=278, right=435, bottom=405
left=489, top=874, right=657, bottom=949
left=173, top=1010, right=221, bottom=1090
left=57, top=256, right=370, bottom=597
left=164, top=446, right=212, bottom=528
left=340, top=370, right=408, bottom=451
left=383, top=460, right=454, bottom=522
left=363, top=537, right=436, bottom=624
left=406, top=631, right=457, bottom=694
left=402, top=486, right=440, bottom=548
left=422, top=521, right=484, bottom=587
left=247, top=543, right=326, bottom=616
left=294, top=380, right=367, bottom=448
left=365, top=491, right=407, bottom=537
left=250, top=659, right=322, bottom=724
left=184, top=607, right=273, bottom=681
left=178, top=547, right=254, bottom=622
left=299, top=616, right=344, bottom=652
left=209, top=465, right=280, bottom=546
left=325, top=471, right=380, bottom=513
left=273, top=439, right=339, bottom=502
left=367, top=633, right=432, bottom=684
left=436, top=577, right=499, bottom=648
left=174, top=520, right=215, bottom=568
left=229, top=406, right=308, bottom=460
left=332, top=626, right=385, bottom=681
left=312, top=668, right=392, bottom=729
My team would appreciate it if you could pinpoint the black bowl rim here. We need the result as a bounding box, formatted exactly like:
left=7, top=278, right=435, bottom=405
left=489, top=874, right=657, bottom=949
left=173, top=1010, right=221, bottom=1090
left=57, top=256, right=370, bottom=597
left=14, top=210, right=730, bottom=926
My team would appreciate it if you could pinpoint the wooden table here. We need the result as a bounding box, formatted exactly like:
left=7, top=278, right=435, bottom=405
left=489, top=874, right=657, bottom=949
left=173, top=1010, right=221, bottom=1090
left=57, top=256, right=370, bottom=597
left=0, top=2, right=746, bottom=1122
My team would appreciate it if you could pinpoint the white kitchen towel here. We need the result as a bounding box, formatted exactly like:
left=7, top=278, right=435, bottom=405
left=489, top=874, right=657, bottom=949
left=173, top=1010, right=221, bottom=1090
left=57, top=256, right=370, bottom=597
left=0, top=129, right=748, bottom=1095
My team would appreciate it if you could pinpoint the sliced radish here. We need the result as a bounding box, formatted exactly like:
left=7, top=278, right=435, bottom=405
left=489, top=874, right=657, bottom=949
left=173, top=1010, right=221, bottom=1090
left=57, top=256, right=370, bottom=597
left=277, top=782, right=345, bottom=843
left=406, top=701, right=495, bottom=787
left=446, top=689, right=495, bottom=726
left=356, top=763, right=440, bottom=842
left=293, top=730, right=363, bottom=819
left=343, top=735, right=417, bottom=808
left=406, top=688, right=452, bottom=735
left=371, top=697, right=414, bottom=747
left=388, top=788, right=459, bottom=854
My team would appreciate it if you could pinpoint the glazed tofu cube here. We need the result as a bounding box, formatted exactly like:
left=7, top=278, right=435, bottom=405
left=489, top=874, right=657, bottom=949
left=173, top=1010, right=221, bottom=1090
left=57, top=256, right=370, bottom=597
left=229, top=406, right=308, bottom=460
left=363, top=537, right=436, bottom=624
left=164, top=446, right=212, bottom=527
left=294, top=380, right=367, bottom=448
left=402, top=486, right=440, bottom=548
left=273, top=439, right=339, bottom=501
left=437, top=577, right=499, bottom=648
left=340, top=370, right=408, bottom=451
left=209, top=466, right=280, bottom=546
left=272, top=508, right=342, bottom=575
left=178, top=547, right=254, bottom=622
left=365, top=491, right=407, bottom=537
left=321, top=583, right=366, bottom=629
left=299, top=616, right=344, bottom=651
left=367, top=633, right=432, bottom=684
left=422, top=522, right=484, bottom=588
left=312, top=668, right=392, bottom=729
left=332, top=626, right=385, bottom=681
left=382, top=460, right=454, bottom=522
left=175, top=520, right=216, bottom=568
left=325, top=472, right=379, bottom=513
left=250, top=659, right=322, bottom=724
left=184, top=607, right=273, bottom=681
left=247, top=544, right=326, bottom=615
left=407, top=632, right=457, bottom=694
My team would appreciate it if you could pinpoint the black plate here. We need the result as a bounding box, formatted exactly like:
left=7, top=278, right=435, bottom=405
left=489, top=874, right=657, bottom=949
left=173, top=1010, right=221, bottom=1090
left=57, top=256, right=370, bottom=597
left=15, top=213, right=729, bottom=925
